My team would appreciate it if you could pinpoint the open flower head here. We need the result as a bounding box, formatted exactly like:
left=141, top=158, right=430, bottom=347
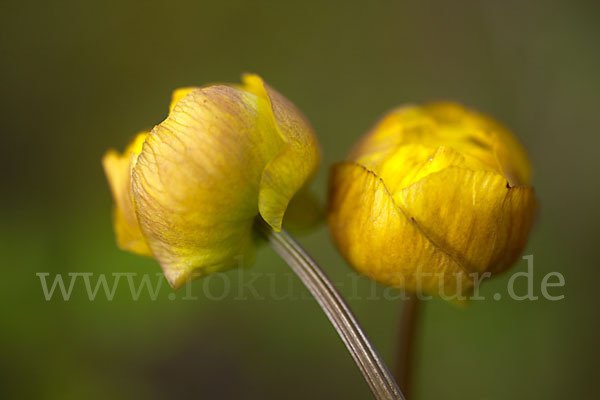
left=103, top=74, right=320, bottom=289
left=328, top=103, right=537, bottom=298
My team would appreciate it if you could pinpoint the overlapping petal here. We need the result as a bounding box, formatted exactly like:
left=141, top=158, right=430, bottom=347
left=328, top=102, right=537, bottom=297
left=104, top=75, right=320, bottom=289
left=397, top=166, right=537, bottom=276
left=328, top=162, right=472, bottom=296
left=350, top=102, right=531, bottom=186
left=242, top=74, right=321, bottom=231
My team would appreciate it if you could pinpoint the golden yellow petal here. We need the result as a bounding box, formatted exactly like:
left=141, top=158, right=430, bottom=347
left=111, top=206, right=152, bottom=255
left=241, top=74, right=321, bottom=231
left=349, top=102, right=532, bottom=186
left=348, top=105, right=433, bottom=165
left=397, top=166, right=537, bottom=275
left=132, top=85, right=281, bottom=289
left=423, top=102, right=532, bottom=185
left=169, top=87, right=199, bottom=113
left=356, top=144, right=495, bottom=197
left=328, top=162, right=474, bottom=296
left=102, top=132, right=152, bottom=256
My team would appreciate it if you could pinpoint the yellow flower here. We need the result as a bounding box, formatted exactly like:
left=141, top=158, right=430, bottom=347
left=103, top=74, right=320, bottom=289
left=327, top=102, right=537, bottom=298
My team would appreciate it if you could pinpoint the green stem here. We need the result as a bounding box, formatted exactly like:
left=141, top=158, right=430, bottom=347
left=395, top=292, right=421, bottom=398
left=257, top=221, right=405, bottom=400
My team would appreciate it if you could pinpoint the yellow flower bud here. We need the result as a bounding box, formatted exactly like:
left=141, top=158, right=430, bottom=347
left=327, top=102, right=537, bottom=298
left=103, top=74, right=320, bottom=289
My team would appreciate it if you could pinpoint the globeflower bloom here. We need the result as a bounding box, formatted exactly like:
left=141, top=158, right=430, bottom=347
left=328, top=103, right=537, bottom=298
left=103, top=74, right=320, bottom=289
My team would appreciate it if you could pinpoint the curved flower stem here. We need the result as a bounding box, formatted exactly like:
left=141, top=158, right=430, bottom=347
left=257, top=221, right=405, bottom=400
left=395, top=292, right=421, bottom=398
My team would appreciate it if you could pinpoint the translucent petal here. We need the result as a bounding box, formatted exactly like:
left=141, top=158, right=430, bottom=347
left=132, top=86, right=278, bottom=288
left=102, top=132, right=152, bottom=256
left=169, top=87, right=198, bottom=112
left=241, top=74, right=321, bottom=231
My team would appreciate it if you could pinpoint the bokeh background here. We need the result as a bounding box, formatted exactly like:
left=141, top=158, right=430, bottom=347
left=1, top=0, right=598, bottom=399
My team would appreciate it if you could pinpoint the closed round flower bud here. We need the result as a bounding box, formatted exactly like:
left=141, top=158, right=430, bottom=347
left=103, top=74, right=320, bottom=289
left=327, top=103, right=537, bottom=298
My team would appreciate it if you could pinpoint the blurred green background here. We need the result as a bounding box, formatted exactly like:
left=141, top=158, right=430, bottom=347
left=1, top=0, right=598, bottom=399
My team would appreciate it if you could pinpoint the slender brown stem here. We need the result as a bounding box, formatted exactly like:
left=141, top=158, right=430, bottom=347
left=395, top=292, right=421, bottom=398
left=257, top=220, right=405, bottom=400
